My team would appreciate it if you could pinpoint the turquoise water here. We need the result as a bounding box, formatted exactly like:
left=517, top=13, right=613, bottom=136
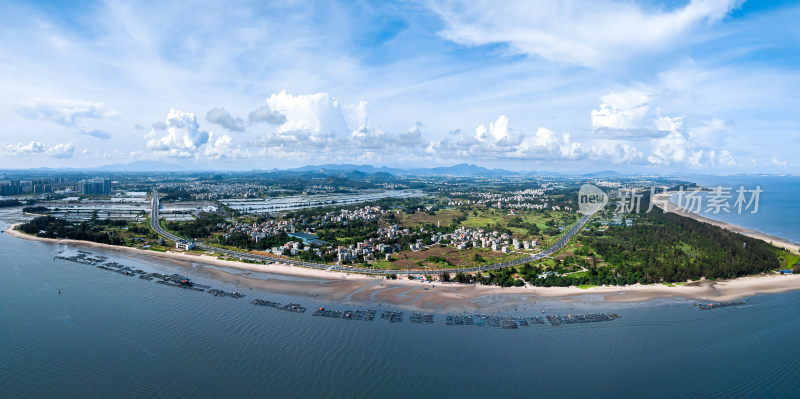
left=684, top=175, right=800, bottom=243
left=1, top=209, right=799, bottom=398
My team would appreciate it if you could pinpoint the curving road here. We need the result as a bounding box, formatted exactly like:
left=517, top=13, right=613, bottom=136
left=151, top=190, right=599, bottom=276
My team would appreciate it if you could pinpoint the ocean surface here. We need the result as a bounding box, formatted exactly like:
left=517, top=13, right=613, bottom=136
left=682, top=175, right=800, bottom=243
left=2, top=205, right=800, bottom=398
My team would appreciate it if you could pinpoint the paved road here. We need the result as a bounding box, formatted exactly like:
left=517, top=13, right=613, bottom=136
left=151, top=191, right=599, bottom=276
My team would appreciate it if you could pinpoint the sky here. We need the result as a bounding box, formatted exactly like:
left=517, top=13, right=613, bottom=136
left=0, top=0, right=798, bottom=173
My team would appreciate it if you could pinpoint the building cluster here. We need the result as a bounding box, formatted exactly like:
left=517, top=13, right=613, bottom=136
left=221, top=205, right=409, bottom=263
left=225, top=219, right=298, bottom=241
left=430, top=226, right=538, bottom=253
left=0, top=178, right=77, bottom=195
left=80, top=179, right=112, bottom=195
left=446, top=188, right=564, bottom=211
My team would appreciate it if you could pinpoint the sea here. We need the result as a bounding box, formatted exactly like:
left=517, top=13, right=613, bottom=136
left=2, top=176, right=800, bottom=399
left=677, top=175, right=800, bottom=244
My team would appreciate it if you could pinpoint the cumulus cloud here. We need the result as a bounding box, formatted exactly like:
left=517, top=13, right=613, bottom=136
left=1, top=141, right=75, bottom=159
left=46, top=143, right=75, bottom=158
left=16, top=98, right=118, bottom=126
left=426, top=115, right=638, bottom=163
left=79, top=129, right=111, bottom=140
left=248, top=105, right=287, bottom=125
left=428, top=0, right=742, bottom=68
left=396, top=122, right=425, bottom=146
left=770, top=156, right=787, bottom=166
left=266, top=91, right=351, bottom=136
left=205, top=107, right=245, bottom=132
left=475, top=115, right=523, bottom=147
left=647, top=116, right=735, bottom=168
left=591, top=89, right=662, bottom=137
left=255, top=91, right=363, bottom=151
left=351, top=126, right=387, bottom=149
left=2, top=141, right=46, bottom=156
left=145, top=109, right=210, bottom=158
left=204, top=133, right=249, bottom=160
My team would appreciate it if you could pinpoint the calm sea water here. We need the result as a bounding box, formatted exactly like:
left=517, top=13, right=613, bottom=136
left=2, top=207, right=800, bottom=398
left=684, top=175, right=800, bottom=243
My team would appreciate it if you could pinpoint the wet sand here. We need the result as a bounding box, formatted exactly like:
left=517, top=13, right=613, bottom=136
left=7, top=224, right=800, bottom=311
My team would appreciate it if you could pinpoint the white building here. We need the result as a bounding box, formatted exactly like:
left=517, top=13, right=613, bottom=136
left=175, top=240, right=195, bottom=251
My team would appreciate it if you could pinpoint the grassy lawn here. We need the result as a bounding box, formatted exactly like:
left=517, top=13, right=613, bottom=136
left=662, top=282, right=676, bottom=287
left=401, top=208, right=464, bottom=228
left=389, top=246, right=525, bottom=270
left=577, top=284, right=599, bottom=289
left=775, top=250, right=800, bottom=270
left=369, top=260, right=399, bottom=270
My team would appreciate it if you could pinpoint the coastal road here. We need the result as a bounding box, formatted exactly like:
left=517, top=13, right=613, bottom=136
left=151, top=190, right=599, bottom=276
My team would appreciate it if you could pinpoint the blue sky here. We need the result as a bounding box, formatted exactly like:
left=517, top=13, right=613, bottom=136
left=0, top=0, right=798, bottom=173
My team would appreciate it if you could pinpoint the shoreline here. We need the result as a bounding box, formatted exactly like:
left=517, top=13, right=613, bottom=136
left=654, top=193, right=800, bottom=254
left=7, top=223, right=800, bottom=310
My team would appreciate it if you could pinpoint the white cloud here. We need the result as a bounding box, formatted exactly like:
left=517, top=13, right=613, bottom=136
left=1, top=141, right=75, bottom=159
left=248, top=105, right=287, bottom=125
left=266, top=91, right=352, bottom=136
left=426, top=116, right=640, bottom=163
left=351, top=126, right=387, bottom=149
left=396, top=122, right=425, bottom=146
left=46, top=142, right=75, bottom=159
left=146, top=109, right=210, bottom=158
left=205, top=107, right=244, bottom=132
left=255, top=91, right=429, bottom=154
left=770, top=156, right=787, bottom=166
left=204, top=133, right=249, bottom=160
left=2, top=141, right=46, bottom=156
left=591, top=89, right=654, bottom=133
left=647, top=122, right=736, bottom=168
left=590, top=141, right=644, bottom=164
left=16, top=98, right=118, bottom=126
left=428, top=0, right=742, bottom=68
left=475, top=115, right=523, bottom=147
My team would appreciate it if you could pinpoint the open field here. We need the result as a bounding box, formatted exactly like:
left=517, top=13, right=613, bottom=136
left=401, top=208, right=465, bottom=228
left=381, top=246, right=526, bottom=271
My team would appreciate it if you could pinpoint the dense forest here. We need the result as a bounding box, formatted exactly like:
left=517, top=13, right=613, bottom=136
left=219, top=231, right=301, bottom=251
left=466, top=206, right=782, bottom=287
left=18, top=216, right=126, bottom=245
left=163, top=213, right=226, bottom=238
left=580, top=209, right=778, bottom=283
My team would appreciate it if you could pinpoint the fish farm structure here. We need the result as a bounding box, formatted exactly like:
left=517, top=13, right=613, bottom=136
left=53, top=249, right=633, bottom=331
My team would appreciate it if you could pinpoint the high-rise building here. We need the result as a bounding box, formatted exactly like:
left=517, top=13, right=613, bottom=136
left=0, top=180, right=22, bottom=196
left=80, top=179, right=112, bottom=195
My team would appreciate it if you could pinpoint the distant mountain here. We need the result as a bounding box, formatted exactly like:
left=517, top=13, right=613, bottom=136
left=2, top=161, right=622, bottom=177
left=581, top=170, right=622, bottom=178
left=408, top=163, right=519, bottom=176
left=95, top=160, right=185, bottom=172
left=288, top=164, right=405, bottom=175
left=290, top=163, right=519, bottom=176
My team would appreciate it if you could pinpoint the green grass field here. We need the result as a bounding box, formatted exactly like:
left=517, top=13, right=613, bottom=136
left=776, top=250, right=800, bottom=270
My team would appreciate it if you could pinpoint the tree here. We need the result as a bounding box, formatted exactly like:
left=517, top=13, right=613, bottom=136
left=439, top=271, right=451, bottom=282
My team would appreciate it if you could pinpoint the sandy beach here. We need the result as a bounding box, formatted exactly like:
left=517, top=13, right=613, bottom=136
left=7, top=222, right=800, bottom=311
